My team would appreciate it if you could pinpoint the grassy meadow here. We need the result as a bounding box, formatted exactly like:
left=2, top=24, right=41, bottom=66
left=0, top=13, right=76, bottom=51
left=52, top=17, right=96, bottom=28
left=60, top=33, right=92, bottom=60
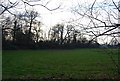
left=2, top=49, right=119, bottom=79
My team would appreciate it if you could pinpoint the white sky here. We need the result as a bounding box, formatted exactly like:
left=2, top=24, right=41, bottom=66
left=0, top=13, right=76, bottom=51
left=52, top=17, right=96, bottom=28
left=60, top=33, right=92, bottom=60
left=32, top=0, right=119, bottom=26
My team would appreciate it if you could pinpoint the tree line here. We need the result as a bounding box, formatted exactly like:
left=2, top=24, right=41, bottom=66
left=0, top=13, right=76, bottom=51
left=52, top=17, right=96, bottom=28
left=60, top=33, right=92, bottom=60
left=1, top=0, right=120, bottom=50
left=1, top=10, right=100, bottom=50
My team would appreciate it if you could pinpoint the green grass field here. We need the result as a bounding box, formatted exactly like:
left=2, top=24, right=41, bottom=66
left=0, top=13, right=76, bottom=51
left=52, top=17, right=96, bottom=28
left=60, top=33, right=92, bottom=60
left=2, top=49, right=119, bottom=79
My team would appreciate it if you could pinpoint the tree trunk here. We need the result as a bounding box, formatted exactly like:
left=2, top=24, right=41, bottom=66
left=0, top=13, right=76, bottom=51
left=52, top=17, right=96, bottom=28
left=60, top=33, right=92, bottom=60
left=28, top=18, right=33, bottom=43
left=13, top=20, right=17, bottom=43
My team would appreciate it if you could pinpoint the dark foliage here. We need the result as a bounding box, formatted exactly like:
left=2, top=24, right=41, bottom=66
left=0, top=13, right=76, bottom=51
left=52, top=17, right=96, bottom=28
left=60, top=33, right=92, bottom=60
left=2, top=38, right=101, bottom=50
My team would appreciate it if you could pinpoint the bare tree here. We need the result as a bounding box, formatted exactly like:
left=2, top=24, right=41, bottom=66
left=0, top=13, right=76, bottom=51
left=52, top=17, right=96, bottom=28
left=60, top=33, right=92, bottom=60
left=71, top=0, right=120, bottom=75
left=32, top=21, right=43, bottom=42
left=72, top=0, right=120, bottom=43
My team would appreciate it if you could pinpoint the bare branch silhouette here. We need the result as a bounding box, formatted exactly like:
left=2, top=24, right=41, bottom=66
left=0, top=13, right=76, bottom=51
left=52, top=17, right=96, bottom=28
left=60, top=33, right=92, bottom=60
left=21, top=0, right=61, bottom=11
left=0, top=1, right=18, bottom=15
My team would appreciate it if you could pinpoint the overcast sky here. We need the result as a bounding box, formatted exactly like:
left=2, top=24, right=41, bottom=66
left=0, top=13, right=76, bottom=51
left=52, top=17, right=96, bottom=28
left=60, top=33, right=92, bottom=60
left=31, top=0, right=119, bottom=27
left=2, top=0, right=119, bottom=27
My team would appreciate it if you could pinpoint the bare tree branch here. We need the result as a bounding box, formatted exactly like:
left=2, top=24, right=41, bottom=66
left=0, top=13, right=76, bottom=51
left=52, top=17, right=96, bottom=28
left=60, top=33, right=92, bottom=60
left=90, top=0, right=96, bottom=15
left=74, top=10, right=107, bottom=26
left=21, top=0, right=61, bottom=11
left=89, top=25, right=119, bottom=43
left=0, top=1, right=18, bottom=15
left=112, top=0, right=120, bottom=12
